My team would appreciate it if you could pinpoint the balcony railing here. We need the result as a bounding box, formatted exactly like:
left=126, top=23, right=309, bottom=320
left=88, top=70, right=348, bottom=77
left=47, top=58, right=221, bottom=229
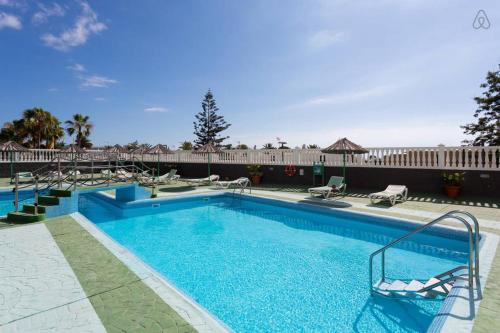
left=1, top=146, right=499, bottom=170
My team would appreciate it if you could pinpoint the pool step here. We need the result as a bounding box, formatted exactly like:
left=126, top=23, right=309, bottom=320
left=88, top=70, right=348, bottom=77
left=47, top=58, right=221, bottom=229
left=38, top=195, right=60, bottom=206
left=6, top=211, right=45, bottom=224
left=49, top=189, right=72, bottom=197
left=375, top=277, right=452, bottom=299
left=22, top=204, right=46, bottom=214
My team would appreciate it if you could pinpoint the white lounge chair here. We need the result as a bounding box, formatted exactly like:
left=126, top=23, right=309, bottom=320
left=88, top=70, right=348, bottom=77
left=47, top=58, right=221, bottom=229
left=215, top=177, right=251, bottom=192
left=100, top=169, right=115, bottom=179
left=183, top=175, right=220, bottom=186
left=68, top=170, right=89, bottom=180
left=369, top=185, right=408, bottom=206
left=140, top=169, right=180, bottom=185
left=308, top=176, right=346, bottom=199
left=16, top=172, right=34, bottom=183
left=116, top=169, right=134, bottom=181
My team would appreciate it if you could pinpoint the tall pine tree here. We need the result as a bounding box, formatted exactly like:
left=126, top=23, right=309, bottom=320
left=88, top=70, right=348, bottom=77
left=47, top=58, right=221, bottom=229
left=461, top=65, right=500, bottom=146
left=193, top=90, right=231, bottom=148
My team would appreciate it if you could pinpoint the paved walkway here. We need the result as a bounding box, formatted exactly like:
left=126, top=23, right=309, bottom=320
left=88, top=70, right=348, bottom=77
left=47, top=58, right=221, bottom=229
left=0, top=224, right=105, bottom=333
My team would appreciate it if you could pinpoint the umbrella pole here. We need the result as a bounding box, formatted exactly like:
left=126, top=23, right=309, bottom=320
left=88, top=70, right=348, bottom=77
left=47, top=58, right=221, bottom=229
left=208, top=153, right=211, bottom=180
left=157, top=153, right=160, bottom=178
left=343, top=152, right=346, bottom=195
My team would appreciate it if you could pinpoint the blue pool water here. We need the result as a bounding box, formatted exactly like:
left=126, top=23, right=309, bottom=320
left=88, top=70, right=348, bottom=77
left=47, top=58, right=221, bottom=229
left=79, top=193, right=469, bottom=333
left=0, top=189, right=35, bottom=216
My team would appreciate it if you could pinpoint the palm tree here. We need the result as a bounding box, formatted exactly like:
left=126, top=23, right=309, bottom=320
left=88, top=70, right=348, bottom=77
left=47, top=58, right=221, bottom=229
left=22, top=108, right=48, bottom=148
left=65, top=114, right=93, bottom=148
left=44, top=115, right=64, bottom=149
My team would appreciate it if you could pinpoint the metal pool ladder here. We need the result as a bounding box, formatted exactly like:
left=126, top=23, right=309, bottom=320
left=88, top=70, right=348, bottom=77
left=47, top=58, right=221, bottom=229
left=369, top=210, right=480, bottom=299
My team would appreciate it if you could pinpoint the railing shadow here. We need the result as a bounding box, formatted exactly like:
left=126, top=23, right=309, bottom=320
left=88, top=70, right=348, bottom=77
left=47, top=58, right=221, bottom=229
left=352, top=296, right=436, bottom=333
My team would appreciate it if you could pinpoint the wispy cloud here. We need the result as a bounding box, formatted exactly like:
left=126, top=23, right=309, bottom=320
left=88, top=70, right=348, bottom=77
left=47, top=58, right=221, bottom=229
left=48, top=87, right=59, bottom=92
left=0, top=12, right=21, bottom=30
left=93, top=97, right=106, bottom=102
left=144, top=107, right=169, bottom=113
left=67, top=63, right=85, bottom=72
left=0, top=0, right=23, bottom=7
left=41, top=1, right=106, bottom=51
left=80, top=75, right=118, bottom=88
left=287, top=84, right=398, bottom=111
left=32, top=2, right=65, bottom=25
left=309, top=30, right=344, bottom=49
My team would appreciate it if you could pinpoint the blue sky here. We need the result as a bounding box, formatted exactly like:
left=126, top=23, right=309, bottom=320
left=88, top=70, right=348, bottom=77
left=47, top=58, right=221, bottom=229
left=0, top=0, right=499, bottom=148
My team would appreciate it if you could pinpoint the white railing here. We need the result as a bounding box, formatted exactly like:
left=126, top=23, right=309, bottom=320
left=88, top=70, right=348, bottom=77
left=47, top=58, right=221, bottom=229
left=1, top=146, right=499, bottom=170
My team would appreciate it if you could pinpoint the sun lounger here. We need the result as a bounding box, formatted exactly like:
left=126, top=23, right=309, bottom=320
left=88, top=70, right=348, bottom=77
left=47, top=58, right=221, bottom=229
left=308, top=176, right=345, bottom=199
left=183, top=175, right=220, bottom=186
left=68, top=170, right=89, bottom=180
left=369, top=185, right=408, bottom=206
left=140, top=169, right=180, bottom=185
left=100, top=169, right=115, bottom=179
left=16, top=172, right=34, bottom=183
left=215, top=177, right=251, bottom=192
left=116, top=169, right=134, bottom=181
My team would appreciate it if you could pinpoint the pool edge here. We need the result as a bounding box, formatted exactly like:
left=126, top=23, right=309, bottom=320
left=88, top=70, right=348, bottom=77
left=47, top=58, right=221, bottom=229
left=71, top=212, right=233, bottom=333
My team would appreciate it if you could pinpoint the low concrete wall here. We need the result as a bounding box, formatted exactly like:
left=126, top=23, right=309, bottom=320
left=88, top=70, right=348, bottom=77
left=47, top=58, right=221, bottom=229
left=167, top=163, right=500, bottom=198
left=2, top=162, right=498, bottom=198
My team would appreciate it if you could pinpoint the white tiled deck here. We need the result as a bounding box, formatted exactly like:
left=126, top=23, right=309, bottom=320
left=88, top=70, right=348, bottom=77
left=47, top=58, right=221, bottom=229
left=0, top=224, right=105, bottom=333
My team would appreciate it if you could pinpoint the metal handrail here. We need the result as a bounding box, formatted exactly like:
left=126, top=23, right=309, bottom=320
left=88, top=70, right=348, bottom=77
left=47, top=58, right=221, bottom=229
left=369, top=211, right=480, bottom=296
left=10, top=154, right=154, bottom=212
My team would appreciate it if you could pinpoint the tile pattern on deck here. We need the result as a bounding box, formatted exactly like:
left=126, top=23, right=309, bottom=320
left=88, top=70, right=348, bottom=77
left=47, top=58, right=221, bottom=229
left=44, top=216, right=198, bottom=333
left=0, top=223, right=105, bottom=333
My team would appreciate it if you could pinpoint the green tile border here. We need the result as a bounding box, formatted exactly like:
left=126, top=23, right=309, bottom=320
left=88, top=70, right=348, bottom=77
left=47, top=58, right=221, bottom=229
left=44, top=216, right=196, bottom=333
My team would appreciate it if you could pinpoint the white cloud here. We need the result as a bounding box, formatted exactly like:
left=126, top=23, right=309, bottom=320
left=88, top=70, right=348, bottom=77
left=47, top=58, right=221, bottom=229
left=93, top=97, right=106, bottom=101
left=80, top=75, right=118, bottom=88
left=144, top=107, right=169, bottom=113
left=41, top=1, right=106, bottom=51
left=0, top=0, right=21, bottom=7
left=67, top=63, right=85, bottom=72
left=48, top=87, right=58, bottom=92
left=32, top=2, right=65, bottom=25
left=309, top=30, right=344, bottom=49
left=287, top=84, right=398, bottom=111
left=0, top=12, right=21, bottom=30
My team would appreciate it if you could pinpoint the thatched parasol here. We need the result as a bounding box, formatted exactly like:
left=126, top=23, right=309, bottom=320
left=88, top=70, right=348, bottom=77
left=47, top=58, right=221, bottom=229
left=0, top=141, right=28, bottom=181
left=105, top=144, right=128, bottom=154
left=194, top=142, right=221, bottom=179
left=148, top=144, right=173, bottom=178
left=321, top=138, right=368, bottom=183
left=61, top=144, right=85, bottom=154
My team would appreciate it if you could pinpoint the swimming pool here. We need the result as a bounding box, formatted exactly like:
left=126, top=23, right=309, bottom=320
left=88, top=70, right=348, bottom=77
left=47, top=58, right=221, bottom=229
left=0, top=189, right=35, bottom=216
left=79, top=193, right=470, bottom=333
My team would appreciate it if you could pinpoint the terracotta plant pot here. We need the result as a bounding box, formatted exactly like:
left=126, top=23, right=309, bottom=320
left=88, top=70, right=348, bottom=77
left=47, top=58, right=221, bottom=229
left=251, top=175, right=262, bottom=185
left=444, top=185, right=461, bottom=198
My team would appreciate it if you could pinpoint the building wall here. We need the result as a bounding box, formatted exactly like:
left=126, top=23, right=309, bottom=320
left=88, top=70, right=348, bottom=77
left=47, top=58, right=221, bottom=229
left=2, top=161, right=498, bottom=197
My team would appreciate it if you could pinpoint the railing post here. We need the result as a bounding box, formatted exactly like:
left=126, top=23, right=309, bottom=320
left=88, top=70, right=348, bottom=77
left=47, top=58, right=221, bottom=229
left=91, top=154, right=94, bottom=185
left=34, top=175, right=39, bottom=215
left=381, top=251, right=385, bottom=282
left=57, top=153, right=62, bottom=189
left=14, top=173, right=19, bottom=212
left=107, top=158, right=111, bottom=187
left=438, top=144, right=445, bottom=169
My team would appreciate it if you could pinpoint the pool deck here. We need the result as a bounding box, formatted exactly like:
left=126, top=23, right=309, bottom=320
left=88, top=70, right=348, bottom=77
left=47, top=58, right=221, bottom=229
left=0, top=182, right=499, bottom=332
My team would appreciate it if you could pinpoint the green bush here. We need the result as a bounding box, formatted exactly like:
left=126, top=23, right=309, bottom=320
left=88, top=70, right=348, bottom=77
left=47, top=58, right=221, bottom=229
left=247, top=164, right=263, bottom=176
left=442, top=171, right=465, bottom=186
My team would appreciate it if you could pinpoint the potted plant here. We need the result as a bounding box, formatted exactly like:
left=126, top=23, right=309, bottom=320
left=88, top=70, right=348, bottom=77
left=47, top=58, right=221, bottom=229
left=247, top=164, right=263, bottom=185
left=442, top=171, right=465, bottom=198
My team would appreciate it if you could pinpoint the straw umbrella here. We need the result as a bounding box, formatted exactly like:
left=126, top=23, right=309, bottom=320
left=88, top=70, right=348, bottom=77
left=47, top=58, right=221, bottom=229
left=0, top=141, right=28, bottom=182
left=148, top=144, right=173, bottom=178
left=321, top=138, right=368, bottom=182
left=194, top=142, right=220, bottom=179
